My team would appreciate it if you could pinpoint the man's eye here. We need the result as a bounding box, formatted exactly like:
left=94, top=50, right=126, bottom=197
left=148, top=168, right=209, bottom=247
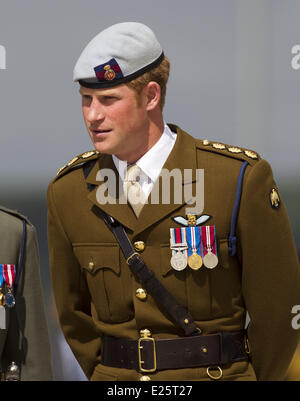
left=100, top=96, right=118, bottom=104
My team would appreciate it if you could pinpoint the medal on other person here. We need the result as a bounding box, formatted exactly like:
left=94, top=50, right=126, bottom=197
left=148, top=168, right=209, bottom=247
left=170, top=228, right=188, bottom=271
left=0, top=268, right=6, bottom=329
left=201, top=226, right=219, bottom=269
left=2, top=264, right=16, bottom=308
left=0, top=267, right=5, bottom=307
left=186, top=226, right=203, bottom=270
left=5, top=362, right=20, bottom=381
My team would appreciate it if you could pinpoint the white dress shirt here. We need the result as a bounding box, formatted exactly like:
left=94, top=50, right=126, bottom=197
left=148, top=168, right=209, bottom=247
left=112, top=123, right=177, bottom=198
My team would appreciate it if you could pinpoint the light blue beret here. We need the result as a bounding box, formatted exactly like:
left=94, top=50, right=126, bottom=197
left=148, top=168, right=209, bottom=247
left=73, top=22, right=164, bottom=88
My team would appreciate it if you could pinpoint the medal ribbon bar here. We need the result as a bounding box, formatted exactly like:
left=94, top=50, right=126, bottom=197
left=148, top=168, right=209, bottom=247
left=201, top=226, right=217, bottom=257
left=0, top=267, right=6, bottom=328
left=2, top=264, right=16, bottom=308
left=0, top=266, right=4, bottom=289
left=201, top=226, right=219, bottom=269
left=170, top=227, right=188, bottom=256
left=186, top=226, right=201, bottom=257
left=2, top=264, right=16, bottom=288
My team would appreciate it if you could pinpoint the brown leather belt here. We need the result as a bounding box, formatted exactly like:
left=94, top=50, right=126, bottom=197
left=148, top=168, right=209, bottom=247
left=101, top=331, right=248, bottom=373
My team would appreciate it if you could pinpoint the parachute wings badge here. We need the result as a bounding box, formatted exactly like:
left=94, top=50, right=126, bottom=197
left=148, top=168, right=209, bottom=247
left=172, top=214, right=211, bottom=227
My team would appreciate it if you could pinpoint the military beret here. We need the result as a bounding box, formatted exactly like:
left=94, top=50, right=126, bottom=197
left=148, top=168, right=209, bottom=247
left=73, top=22, right=164, bottom=89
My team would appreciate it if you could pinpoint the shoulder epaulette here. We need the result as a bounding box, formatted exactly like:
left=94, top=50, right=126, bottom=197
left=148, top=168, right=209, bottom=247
left=196, top=139, right=261, bottom=166
left=0, top=205, right=32, bottom=225
left=54, top=150, right=100, bottom=181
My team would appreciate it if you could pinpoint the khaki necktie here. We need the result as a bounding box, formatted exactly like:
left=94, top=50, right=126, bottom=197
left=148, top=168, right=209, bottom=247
left=123, top=164, right=147, bottom=217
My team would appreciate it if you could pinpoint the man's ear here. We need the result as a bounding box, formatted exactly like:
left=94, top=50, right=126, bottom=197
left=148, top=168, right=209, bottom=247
left=144, top=81, right=161, bottom=111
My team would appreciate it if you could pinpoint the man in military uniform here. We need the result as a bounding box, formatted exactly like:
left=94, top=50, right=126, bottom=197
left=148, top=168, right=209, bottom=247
left=47, top=22, right=300, bottom=381
left=0, top=206, right=53, bottom=380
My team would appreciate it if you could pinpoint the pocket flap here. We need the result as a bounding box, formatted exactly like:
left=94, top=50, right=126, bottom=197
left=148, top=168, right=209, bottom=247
left=73, top=243, right=120, bottom=275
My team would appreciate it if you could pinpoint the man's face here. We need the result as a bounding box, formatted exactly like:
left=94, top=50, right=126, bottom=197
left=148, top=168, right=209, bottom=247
left=80, top=84, right=150, bottom=162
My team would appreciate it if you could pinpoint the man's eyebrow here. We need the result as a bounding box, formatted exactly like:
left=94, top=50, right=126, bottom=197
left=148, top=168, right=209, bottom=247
left=79, top=89, right=118, bottom=96
left=79, top=88, right=88, bottom=95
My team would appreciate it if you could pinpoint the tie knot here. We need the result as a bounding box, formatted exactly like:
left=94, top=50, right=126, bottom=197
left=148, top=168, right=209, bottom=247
left=125, top=164, right=141, bottom=182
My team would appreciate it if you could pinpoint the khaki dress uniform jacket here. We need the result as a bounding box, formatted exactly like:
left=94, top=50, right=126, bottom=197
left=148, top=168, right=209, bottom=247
left=0, top=206, right=53, bottom=380
left=47, top=125, right=300, bottom=381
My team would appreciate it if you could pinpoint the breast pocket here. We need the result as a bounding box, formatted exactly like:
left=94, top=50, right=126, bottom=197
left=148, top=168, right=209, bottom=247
left=73, top=243, right=132, bottom=323
left=160, top=239, right=241, bottom=321
left=209, top=239, right=243, bottom=317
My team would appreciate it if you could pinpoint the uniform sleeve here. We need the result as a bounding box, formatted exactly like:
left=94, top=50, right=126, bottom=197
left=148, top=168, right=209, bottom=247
left=3, top=222, right=53, bottom=380
left=47, top=182, right=101, bottom=379
left=239, top=159, right=300, bottom=380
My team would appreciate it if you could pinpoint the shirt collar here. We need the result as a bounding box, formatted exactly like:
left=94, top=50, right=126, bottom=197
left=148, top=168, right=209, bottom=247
left=112, top=123, right=177, bottom=182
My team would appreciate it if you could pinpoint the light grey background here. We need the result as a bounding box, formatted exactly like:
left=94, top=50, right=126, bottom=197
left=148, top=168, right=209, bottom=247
left=0, top=0, right=299, bottom=380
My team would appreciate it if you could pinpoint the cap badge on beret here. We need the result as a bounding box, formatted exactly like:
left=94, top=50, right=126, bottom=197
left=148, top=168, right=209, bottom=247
left=104, top=65, right=115, bottom=81
left=94, top=58, right=124, bottom=82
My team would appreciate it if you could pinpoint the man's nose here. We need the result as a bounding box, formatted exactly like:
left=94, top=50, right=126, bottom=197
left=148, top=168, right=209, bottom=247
left=86, top=98, right=104, bottom=122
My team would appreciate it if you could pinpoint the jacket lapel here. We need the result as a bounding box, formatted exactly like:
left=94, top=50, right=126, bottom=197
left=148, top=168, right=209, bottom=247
left=86, top=154, right=137, bottom=231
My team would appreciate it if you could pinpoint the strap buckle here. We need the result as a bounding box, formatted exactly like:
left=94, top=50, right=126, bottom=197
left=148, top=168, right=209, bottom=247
left=245, top=337, right=251, bottom=355
left=138, top=330, right=157, bottom=373
left=126, top=252, right=139, bottom=265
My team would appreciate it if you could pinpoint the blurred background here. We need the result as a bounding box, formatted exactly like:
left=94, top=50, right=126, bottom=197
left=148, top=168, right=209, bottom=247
left=0, top=0, right=299, bottom=380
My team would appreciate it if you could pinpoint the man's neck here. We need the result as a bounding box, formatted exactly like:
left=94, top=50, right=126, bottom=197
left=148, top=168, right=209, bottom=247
left=116, top=115, right=164, bottom=164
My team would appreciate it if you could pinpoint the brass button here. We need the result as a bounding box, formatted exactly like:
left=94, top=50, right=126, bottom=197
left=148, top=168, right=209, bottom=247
left=136, top=288, right=147, bottom=301
left=134, top=241, right=145, bottom=252
left=140, top=329, right=151, bottom=338
left=139, top=375, right=151, bottom=381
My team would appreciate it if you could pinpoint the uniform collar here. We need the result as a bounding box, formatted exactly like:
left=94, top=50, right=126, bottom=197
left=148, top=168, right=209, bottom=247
left=112, top=123, right=176, bottom=183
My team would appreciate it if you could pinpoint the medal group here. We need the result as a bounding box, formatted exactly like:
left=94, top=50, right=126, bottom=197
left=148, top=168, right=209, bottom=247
left=170, top=223, right=219, bottom=271
left=0, top=264, right=16, bottom=330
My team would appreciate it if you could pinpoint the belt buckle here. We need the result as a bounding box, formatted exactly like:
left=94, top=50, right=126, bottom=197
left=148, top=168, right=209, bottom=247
left=138, top=330, right=157, bottom=373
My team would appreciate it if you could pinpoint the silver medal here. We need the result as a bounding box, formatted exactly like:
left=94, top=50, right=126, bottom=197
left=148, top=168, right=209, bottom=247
left=5, top=362, right=20, bottom=381
left=203, top=251, right=218, bottom=269
left=170, top=251, right=188, bottom=271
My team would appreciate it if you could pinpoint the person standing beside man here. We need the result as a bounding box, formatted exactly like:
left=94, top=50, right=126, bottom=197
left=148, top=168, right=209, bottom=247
left=47, top=22, right=300, bottom=381
left=0, top=205, right=53, bottom=380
